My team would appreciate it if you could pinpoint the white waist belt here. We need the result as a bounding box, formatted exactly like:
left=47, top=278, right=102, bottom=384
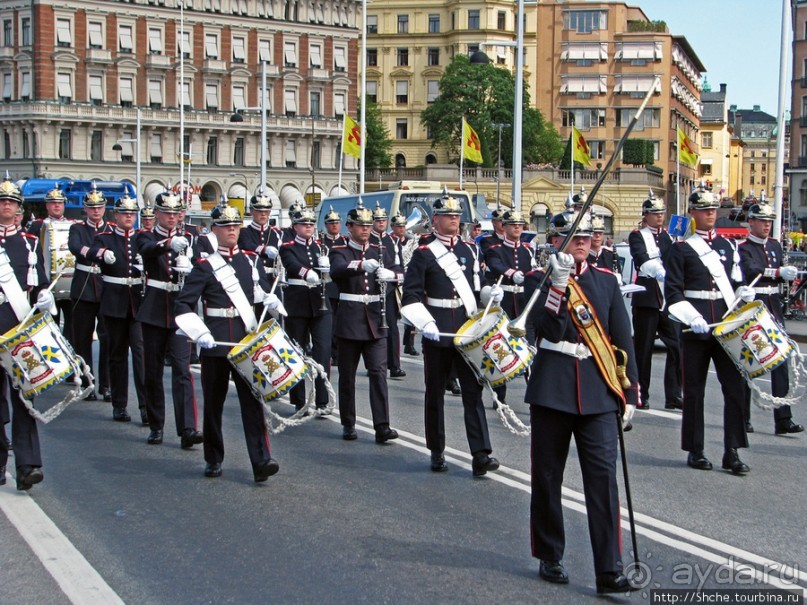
left=684, top=289, right=722, bottom=300
left=206, top=307, right=238, bottom=318
left=753, top=286, right=779, bottom=295
left=539, top=340, right=592, bottom=359
left=75, top=263, right=101, bottom=274
left=147, top=279, right=181, bottom=292
left=501, top=285, right=524, bottom=293
left=102, top=276, right=142, bottom=286
left=425, top=296, right=463, bottom=309
left=287, top=278, right=319, bottom=288
left=339, top=293, right=381, bottom=304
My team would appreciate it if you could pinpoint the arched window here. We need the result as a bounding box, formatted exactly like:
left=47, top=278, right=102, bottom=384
left=395, top=153, right=406, bottom=168
left=425, top=152, right=437, bottom=165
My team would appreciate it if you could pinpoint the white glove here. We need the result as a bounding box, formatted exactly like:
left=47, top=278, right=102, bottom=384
left=305, top=270, right=321, bottom=285
left=174, top=255, right=192, bottom=274
left=489, top=285, right=504, bottom=303
left=35, top=290, right=55, bottom=313
left=197, top=333, right=216, bottom=349
left=317, top=256, right=330, bottom=272
left=512, top=270, right=525, bottom=285
left=779, top=265, right=798, bottom=281
left=361, top=259, right=380, bottom=273
left=549, top=252, right=574, bottom=290
left=102, top=250, right=116, bottom=265
left=263, top=292, right=280, bottom=310
left=376, top=267, right=396, bottom=281
left=690, top=316, right=710, bottom=334
left=170, top=236, right=189, bottom=253
left=529, top=239, right=541, bottom=251
left=264, top=245, right=279, bottom=260
left=736, top=286, right=756, bottom=303
left=655, top=267, right=666, bottom=282
left=622, top=404, right=636, bottom=430
left=422, top=321, right=440, bottom=342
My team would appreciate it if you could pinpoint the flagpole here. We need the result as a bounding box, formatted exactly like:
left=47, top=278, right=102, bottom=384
left=569, top=129, right=575, bottom=198
left=359, top=0, right=367, bottom=194
left=676, top=132, right=681, bottom=217
left=459, top=117, right=465, bottom=190
left=338, top=115, right=345, bottom=192
left=773, top=0, right=791, bottom=240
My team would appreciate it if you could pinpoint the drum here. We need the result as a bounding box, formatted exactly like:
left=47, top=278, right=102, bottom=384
left=43, top=221, right=75, bottom=300
left=713, top=301, right=793, bottom=379
left=454, top=307, right=534, bottom=388
left=0, top=312, right=81, bottom=399
left=228, top=319, right=310, bottom=402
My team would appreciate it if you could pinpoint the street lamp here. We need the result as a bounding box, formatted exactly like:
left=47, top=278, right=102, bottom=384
left=111, top=106, right=141, bottom=206
left=491, top=122, right=510, bottom=205
left=228, top=171, right=250, bottom=207
left=230, top=60, right=269, bottom=200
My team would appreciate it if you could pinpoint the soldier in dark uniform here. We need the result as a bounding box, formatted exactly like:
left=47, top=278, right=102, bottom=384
left=140, top=206, right=156, bottom=231
left=178, top=206, right=200, bottom=239
left=628, top=194, right=683, bottom=410
left=390, top=214, right=419, bottom=357
left=68, top=187, right=113, bottom=401
left=0, top=179, right=54, bottom=490
left=321, top=206, right=344, bottom=363
left=89, top=195, right=146, bottom=423
left=175, top=205, right=282, bottom=482
left=666, top=188, right=755, bottom=474
left=135, top=190, right=203, bottom=448
left=588, top=214, right=617, bottom=271
left=278, top=206, right=332, bottom=413
left=478, top=206, right=505, bottom=258
left=329, top=203, right=399, bottom=442
left=524, top=211, right=639, bottom=594
left=401, top=194, right=503, bottom=476
left=238, top=191, right=283, bottom=278
left=738, top=201, right=803, bottom=435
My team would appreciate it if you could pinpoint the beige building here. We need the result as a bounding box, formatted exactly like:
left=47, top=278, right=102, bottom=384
left=698, top=82, right=733, bottom=201
left=730, top=106, right=779, bottom=203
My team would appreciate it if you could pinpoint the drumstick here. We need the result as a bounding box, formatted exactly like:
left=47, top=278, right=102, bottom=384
left=187, top=339, right=243, bottom=347
left=682, top=316, right=748, bottom=334
left=255, top=273, right=282, bottom=331
left=18, top=269, right=65, bottom=327
left=722, top=274, right=761, bottom=319
left=480, top=276, right=504, bottom=323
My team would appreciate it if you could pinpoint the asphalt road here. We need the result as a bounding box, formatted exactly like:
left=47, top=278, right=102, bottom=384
left=0, top=334, right=805, bottom=604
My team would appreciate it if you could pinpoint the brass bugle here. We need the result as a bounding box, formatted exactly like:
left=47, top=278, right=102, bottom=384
left=508, top=77, right=661, bottom=337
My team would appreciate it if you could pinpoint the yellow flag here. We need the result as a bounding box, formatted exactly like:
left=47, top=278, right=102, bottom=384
left=677, top=127, right=698, bottom=167
left=342, top=115, right=362, bottom=159
left=462, top=120, right=484, bottom=164
left=572, top=126, right=593, bottom=167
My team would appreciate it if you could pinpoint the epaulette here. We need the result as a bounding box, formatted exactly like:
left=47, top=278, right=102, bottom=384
left=418, top=244, right=429, bottom=250
left=281, top=240, right=295, bottom=246
left=97, top=231, right=113, bottom=237
left=591, top=265, right=615, bottom=276
left=22, top=232, right=37, bottom=240
left=631, top=228, right=640, bottom=233
left=332, top=244, right=347, bottom=249
left=369, top=243, right=380, bottom=248
left=197, top=257, right=210, bottom=264
left=489, top=243, right=502, bottom=249
left=109, top=221, right=118, bottom=227
left=243, top=250, right=257, bottom=256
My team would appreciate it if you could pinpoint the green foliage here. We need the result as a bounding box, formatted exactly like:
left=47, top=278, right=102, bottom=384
left=358, top=101, right=393, bottom=169
left=627, top=19, right=667, bottom=33
left=558, top=135, right=590, bottom=171
left=420, top=55, right=563, bottom=168
left=623, top=138, right=655, bottom=166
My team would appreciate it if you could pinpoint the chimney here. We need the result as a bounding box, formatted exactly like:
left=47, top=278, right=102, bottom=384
left=720, top=83, right=727, bottom=93
left=729, top=104, right=737, bottom=112
left=753, top=104, right=760, bottom=112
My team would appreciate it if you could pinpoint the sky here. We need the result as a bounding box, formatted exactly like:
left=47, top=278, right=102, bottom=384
left=629, top=0, right=787, bottom=115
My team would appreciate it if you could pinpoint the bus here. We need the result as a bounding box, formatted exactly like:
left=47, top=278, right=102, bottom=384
left=20, top=179, right=137, bottom=222
left=315, top=181, right=475, bottom=235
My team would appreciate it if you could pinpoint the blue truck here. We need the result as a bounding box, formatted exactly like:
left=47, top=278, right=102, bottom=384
left=19, top=179, right=136, bottom=222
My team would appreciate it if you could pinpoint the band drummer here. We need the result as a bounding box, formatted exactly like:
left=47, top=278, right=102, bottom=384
left=175, top=205, right=283, bottom=482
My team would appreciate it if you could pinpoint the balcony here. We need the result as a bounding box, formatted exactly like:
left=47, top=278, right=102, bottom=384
left=85, top=48, right=112, bottom=64
left=202, top=59, right=228, bottom=74
left=307, top=68, right=330, bottom=81
left=0, top=47, right=14, bottom=59
left=146, top=54, right=172, bottom=69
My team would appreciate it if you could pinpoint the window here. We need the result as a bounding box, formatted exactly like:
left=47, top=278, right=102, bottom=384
left=258, top=39, right=271, bottom=63
left=334, top=92, right=345, bottom=117
left=178, top=80, right=191, bottom=108
left=762, top=163, right=767, bottom=172
left=205, top=34, right=218, bottom=59
left=59, top=128, right=71, bottom=159
left=178, top=31, right=191, bottom=58
left=234, top=137, right=245, bottom=166
left=21, top=18, right=31, bottom=46
left=468, top=10, right=480, bottom=30
left=428, top=14, right=440, bottom=33
left=588, top=140, right=605, bottom=160
left=89, top=74, right=103, bottom=105
left=57, top=72, right=72, bottom=103
left=3, top=131, right=9, bottom=159
left=309, top=44, right=322, bottom=68
left=334, top=46, right=346, bottom=72
left=285, top=140, right=296, bottom=167
left=396, top=118, right=408, bottom=140
left=761, top=175, right=767, bottom=185
left=561, top=108, right=606, bottom=130
left=22, top=131, right=29, bottom=159
left=205, top=83, right=218, bottom=111
left=284, top=89, right=297, bottom=116
left=615, top=42, right=663, bottom=62
left=427, top=47, right=439, bottom=66
left=397, top=15, right=408, bottom=33
left=397, top=48, right=408, bottom=66
left=119, top=77, right=134, bottom=107
left=232, top=85, right=246, bottom=110
left=20, top=72, right=30, bottom=101
left=310, top=91, right=321, bottom=116
left=617, top=108, right=660, bottom=130
left=497, top=11, right=506, bottom=30
left=56, top=19, right=72, bottom=47
left=3, top=20, right=12, bottom=47
left=88, top=22, right=103, bottom=49
left=367, top=48, right=377, bottom=66
left=148, top=134, right=162, bottom=163
left=2, top=74, right=10, bottom=102
left=563, top=10, right=607, bottom=33
left=119, top=25, right=133, bottom=52
left=701, top=132, right=713, bottom=149
left=396, top=80, right=408, bottom=104
left=207, top=136, right=218, bottom=165
left=118, top=131, right=134, bottom=160
left=148, top=79, right=162, bottom=108
left=148, top=28, right=162, bottom=54
left=284, top=42, right=297, bottom=67
left=427, top=80, right=439, bottom=103
left=559, top=75, right=607, bottom=95
left=366, top=81, right=377, bottom=104
left=90, top=131, right=103, bottom=161
left=232, top=36, right=246, bottom=62
left=367, top=15, right=378, bottom=34
left=312, top=141, right=321, bottom=169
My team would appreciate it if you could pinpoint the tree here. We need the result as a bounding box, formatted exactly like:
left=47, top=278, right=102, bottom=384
left=622, top=138, right=655, bottom=167
left=420, top=55, right=563, bottom=168
left=356, top=101, right=393, bottom=169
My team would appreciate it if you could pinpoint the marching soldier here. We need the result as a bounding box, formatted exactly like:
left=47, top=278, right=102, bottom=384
left=401, top=194, right=503, bottom=476
left=390, top=214, right=419, bottom=357
left=136, top=190, right=203, bottom=448
left=89, top=195, right=147, bottom=423
left=175, top=205, right=282, bottom=482
left=321, top=207, right=344, bottom=363
left=588, top=215, right=617, bottom=271
left=68, top=187, right=113, bottom=401
left=478, top=206, right=505, bottom=257
left=0, top=178, right=54, bottom=490
left=738, top=201, right=804, bottom=435
left=524, top=211, right=639, bottom=594
left=628, top=194, right=683, bottom=410
left=666, top=188, right=754, bottom=475
left=278, top=206, right=332, bottom=414
left=238, top=191, right=283, bottom=277
left=140, top=206, right=156, bottom=231
left=329, top=203, right=399, bottom=443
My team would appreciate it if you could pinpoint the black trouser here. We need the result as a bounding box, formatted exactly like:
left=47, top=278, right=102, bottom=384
left=71, top=300, right=110, bottom=391
left=338, top=337, right=390, bottom=429
left=104, top=316, right=146, bottom=413
left=328, top=297, right=339, bottom=362
left=0, top=381, right=41, bottom=471
left=530, top=406, right=622, bottom=575
left=200, top=355, right=271, bottom=468
left=743, top=361, right=793, bottom=424
left=54, top=299, right=74, bottom=348
left=285, top=314, right=332, bottom=409
left=681, top=337, right=748, bottom=453
left=422, top=342, right=492, bottom=456
left=632, top=306, right=682, bottom=405
left=142, top=323, right=199, bottom=436
left=385, top=294, right=401, bottom=371
left=403, top=325, right=416, bottom=350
